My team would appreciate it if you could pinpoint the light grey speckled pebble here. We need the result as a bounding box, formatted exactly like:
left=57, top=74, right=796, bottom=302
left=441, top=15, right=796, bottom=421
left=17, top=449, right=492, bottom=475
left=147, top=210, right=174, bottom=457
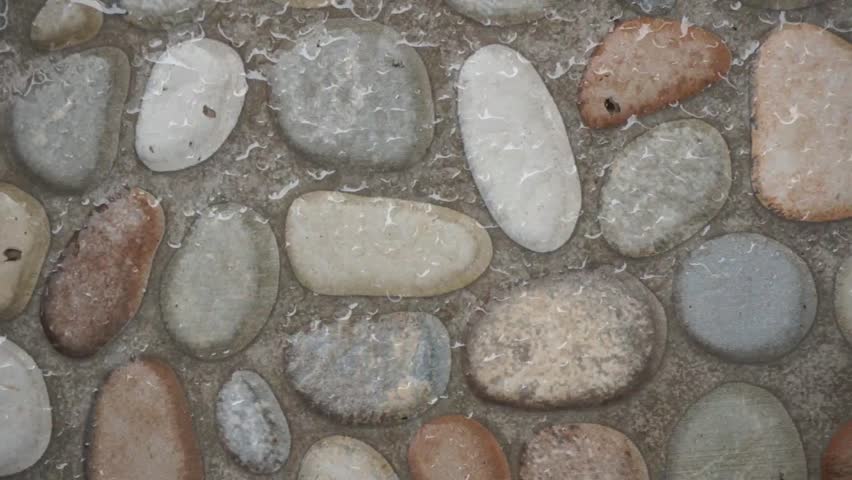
left=445, top=0, right=553, bottom=25
left=298, top=436, right=398, bottom=480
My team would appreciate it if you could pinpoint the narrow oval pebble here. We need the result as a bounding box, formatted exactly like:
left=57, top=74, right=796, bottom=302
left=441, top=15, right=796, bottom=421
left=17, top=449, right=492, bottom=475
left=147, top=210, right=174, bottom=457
left=445, top=0, right=552, bottom=25
left=162, top=203, right=279, bottom=360
left=31, top=0, right=102, bottom=50
left=136, top=38, right=246, bottom=172
left=823, top=421, right=852, bottom=480
left=673, top=232, right=816, bottom=363
left=408, top=415, right=510, bottom=480
left=466, top=267, right=666, bottom=408
left=216, top=370, right=290, bottom=475
left=119, top=0, right=215, bottom=30
left=87, top=357, right=203, bottom=480
left=458, top=44, right=582, bottom=253
left=578, top=17, right=731, bottom=129
left=42, top=188, right=165, bottom=357
left=12, top=47, right=129, bottom=191
left=751, top=24, right=852, bottom=221
left=835, top=255, right=852, bottom=346
left=520, top=424, right=649, bottom=480
left=285, top=191, right=492, bottom=297
left=286, top=312, right=450, bottom=424
left=600, top=119, right=731, bottom=257
left=667, top=382, right=806, bottom=479
left=298, top=436, right=398, bottom=480
left=270, top=20, right=434, bottom=171
left=0, top=184, right=50, bottom=322
left=0, top=338, right=51, bottom=476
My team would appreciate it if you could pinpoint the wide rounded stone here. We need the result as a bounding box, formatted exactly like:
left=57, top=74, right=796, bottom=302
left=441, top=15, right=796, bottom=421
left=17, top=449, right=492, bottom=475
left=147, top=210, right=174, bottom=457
left=0, top=184, right=49, bottom=322
left=298, top=436, right=398, bottom=480
left=667, top=382, right=806, bottom=479
left=445, top=0, right=553, bottom=25
left=285, top=191, right=492, bottom=297
left=0, top=338, right=52, bottom=476
left=600, top=119, right=731, bottom=257
left=285, top=312, right=451, bottom=424
left=286, top=0, right=329, bottom=6
left=465, top=267, right=666, bottom=408
left=270, top=19, right=434, bottom=171
left=520, top=424, right=649, bottom=480
left=408, top=415, right=510, bottom=480
left=835, top=255, right=852, bottom=346
left=119, top=0, right=216, bottom=30
left=752, top=24, right=852, bottom=221
left=11, top=47, right=129, bottom=192
left=673, top=232, right=816, bottom=363
left=620, top=0, right=675, bottom=15
left=578, top=17, right=731, bottom=129
left=216, top=370, right=290, bottom=475
left=136, top=38, right=246, bottom=172
left=458, top=44, right=582, bottom=253
left=42, top=188, right=165, bottom=357
left=31, top=0, right=102, bottom=50
left=823, top=421, right=852, bottom=479
left=161, top=203, right=279, bottom=360
left=87, top=357, right=203, bottom=480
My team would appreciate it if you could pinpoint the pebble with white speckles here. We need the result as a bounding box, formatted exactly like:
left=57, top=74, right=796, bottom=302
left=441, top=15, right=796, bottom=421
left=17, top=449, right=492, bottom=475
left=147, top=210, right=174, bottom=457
left=298, top=436, right=399, bottom=480
left=445, top=0, right=553, bottom=25
left=119, top=0, right=216, bottom=30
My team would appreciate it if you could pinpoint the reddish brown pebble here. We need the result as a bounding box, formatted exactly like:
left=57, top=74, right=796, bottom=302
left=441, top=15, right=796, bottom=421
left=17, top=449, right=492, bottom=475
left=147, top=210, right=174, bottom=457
left=578, top=17, right=732, bottom=129
left=823, top=421, right=852, bottom=479
left=408, top=415, right=510, bottom=480
left=42, top=187, right=164, bottom=357
left=520, top=423, right=649, bottom=480
left=87, top=357, right=204, bottom=480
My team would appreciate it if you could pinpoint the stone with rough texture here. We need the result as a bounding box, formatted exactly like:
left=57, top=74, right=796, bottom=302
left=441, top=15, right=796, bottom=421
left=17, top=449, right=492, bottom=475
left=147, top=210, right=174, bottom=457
left=579, top=17, right=731, bottom=129
left=42, top=188, right=165, bottom=357
left=466, top=267, right=666, bottom=408
left=600, top=119, right=731, bottom=257
left=216, top=370, right=290, bottom=475
left=0, top=338, right=51, bottom=477
left=298, top=436, right=398, bottom=480
left=458, top=44, right=582, bottom=253
left=285, top=191, right=492, bottom=297
left=673, top=232, right=816, bottom=363
left=31, top=0, right=102, bottom=50
left=270, top=20, right=434, bottom=171
left=162, top=203, right=279, bottom=360
left=87, top=357, right=203, bottom=480
left=445, top=0, right=553, bottom=25
left=408, top=415, right=510, bottom=480
left=119, top=0, right=215, bottom=30
left=277, top=0, right=329, bottom=6
left=751, top=24, right=852, bottom=222
left=0, top=184, right=49, bottom=322
left=286, top=312, right=450, bottom=424
left=11, top=47, right=129, bottom=192
left=621, top=0, right=675, bottom=15
left=667, top=382, right=806, bottom=479
left=520, top=423, right=649, bottom=480
left=823, top=421, right=852, bottom=480
left=136, top=38, right=246, bottom=172
left=835, top=255, right=852, bottom=346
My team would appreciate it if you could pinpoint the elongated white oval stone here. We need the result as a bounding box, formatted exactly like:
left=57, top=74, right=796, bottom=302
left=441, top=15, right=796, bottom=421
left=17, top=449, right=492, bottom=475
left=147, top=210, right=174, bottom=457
left=136, top=38, right=246, bottom=172
left=458, top=44, right=581, bottom=253
left=285, top=191, right=492, bottom=297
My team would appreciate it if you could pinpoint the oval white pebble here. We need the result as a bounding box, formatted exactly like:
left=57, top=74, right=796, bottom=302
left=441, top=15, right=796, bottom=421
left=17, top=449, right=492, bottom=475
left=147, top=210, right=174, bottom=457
left=298, top=435, right=398, bottom=480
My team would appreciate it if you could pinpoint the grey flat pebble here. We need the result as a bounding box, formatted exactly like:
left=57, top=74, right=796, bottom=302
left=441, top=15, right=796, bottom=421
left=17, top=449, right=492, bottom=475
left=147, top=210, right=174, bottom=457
left=119, top=0, right=216, bottom=30
left=299, top=436, right=398, bottom=480
left=270, top=19, right=434, bottom=171
left=162, top=203, right=279, bottom=360
left=216, top=370, right=290, bottom=474
left=285, top=312, right=451, bottom=424
left=834, top=255, right=852, bottom=346
left=11, top=47, right=129, bottom=192
left=445, top=0, right=554, bottom=25
left=741, top=0, right=820, bottom=8
left=667, top=382, right=806, bottom=479
left=673, top=233, right=816, bottom=363
left=620, top=0, right=675, bottom=15
left=600, top=119, right=731, bottom=258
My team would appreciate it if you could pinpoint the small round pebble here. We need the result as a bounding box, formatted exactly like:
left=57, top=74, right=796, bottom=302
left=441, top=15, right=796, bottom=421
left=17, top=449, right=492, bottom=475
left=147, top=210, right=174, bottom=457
left=31, top=0, right=102, bottom=50
left=298, top=436, right=399, bottom=480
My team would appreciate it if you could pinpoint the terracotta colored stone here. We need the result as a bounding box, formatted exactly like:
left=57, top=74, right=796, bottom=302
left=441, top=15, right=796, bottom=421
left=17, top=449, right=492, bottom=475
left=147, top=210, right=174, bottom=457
left=408, top=415, right=510, bottom=480
left=520, top=423, right=649, bottom=480
left=823, top=421, right=852, bottom=480
left=87, top=357, right=203, bottom=480
left=751, top=23, right=852, bottom=222
left=578, top=17, right=732, bottom=128
left=42, top=188, right=164, bottom=357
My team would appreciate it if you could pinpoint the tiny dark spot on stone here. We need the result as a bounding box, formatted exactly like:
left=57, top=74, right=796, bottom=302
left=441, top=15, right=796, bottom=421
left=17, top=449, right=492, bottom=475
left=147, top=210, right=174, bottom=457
left=203, top=105, right=217, bottom=118
left=3, top=248, right=22, bottom=261
left=391, top=58, right=404, bottom=68
left=605, top=97, right=621, bottom=114
left=149, top=145, right=155, bottom=153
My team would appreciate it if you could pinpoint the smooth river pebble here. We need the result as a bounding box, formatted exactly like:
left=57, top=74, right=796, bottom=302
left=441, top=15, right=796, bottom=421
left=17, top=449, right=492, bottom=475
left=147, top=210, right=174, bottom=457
left=445, top=0, right=553, bottom=25
left=298, top=436, right=398, bottom=480
left=30, top=0, right=102, bottom=50
left=408, top=415, right=510, bottom=480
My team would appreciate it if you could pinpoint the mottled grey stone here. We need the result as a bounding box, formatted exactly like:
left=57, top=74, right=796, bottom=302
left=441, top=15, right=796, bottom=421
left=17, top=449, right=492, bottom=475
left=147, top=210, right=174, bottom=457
left=216, top=370, right=290, bottom=475
left=161, top=203, right=280, bottom=360
left=600, top=119, right=731, bottom=258
left=667, top=382, right=806, bottom=479
left=445, top=0, right=553, bottom=25
left=270, top=19, right=434, bottom=171
left=285, top=312, right=451, bottom=424
left=11, top=47, right=129, bottom=192
left=741, top=0, right=820, bottom=8
left=673, top=233, right=816, bottom=363
left=119, top=0, right=216, bottom=30
left=466, top=267, right=667, bottom=408
left=298, top=436, right=398, bottom=480
left=621, top=0, right=675, bottom=15
left=834, top=255, right=852, bottom=346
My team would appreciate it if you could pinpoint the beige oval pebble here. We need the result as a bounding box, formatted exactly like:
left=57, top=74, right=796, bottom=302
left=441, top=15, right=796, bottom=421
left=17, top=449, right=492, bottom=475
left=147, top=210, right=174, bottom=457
left=298, top=435, right=398, bottom=480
